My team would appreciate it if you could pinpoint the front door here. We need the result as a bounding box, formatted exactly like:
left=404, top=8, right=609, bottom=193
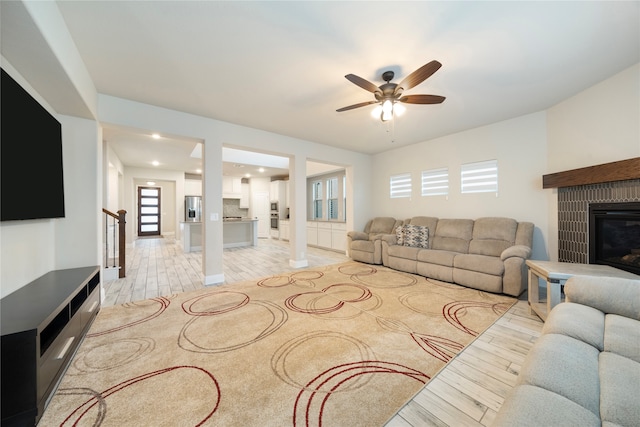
left=138, top=186, right=161, bottom=236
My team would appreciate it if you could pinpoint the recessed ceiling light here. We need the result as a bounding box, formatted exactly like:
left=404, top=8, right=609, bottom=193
left=152, top=133, right=161, bottom=139
left=147, top=181, right=156, bottom=186
left=196, top=169, right=202, bottom=174
left=245, top=173, right=251, bottom=178
left=152, top=161, right=160, bottom=166
left=258, top=168, right=265, bottom=173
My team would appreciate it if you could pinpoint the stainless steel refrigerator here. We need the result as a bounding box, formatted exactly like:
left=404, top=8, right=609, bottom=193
left=185, top=196, right=202, bottom=222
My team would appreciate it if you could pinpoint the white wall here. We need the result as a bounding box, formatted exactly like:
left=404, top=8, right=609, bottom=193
left=0, top=112, right=101, bottom=297
left=545, top=63, right=640, bottom=260
left=372, top=112, right=549, bottom=261
left=54, top=115, right=101, bottom=270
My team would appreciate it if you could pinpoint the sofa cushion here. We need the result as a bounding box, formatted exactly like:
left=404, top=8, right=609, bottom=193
left=402, top=224, right=429, bottom=249
left=604, top=314, right=640, bottom=363
left=565, top=275, right=640, bottom=320
left=493, top=384, right=601, bottom=427
left=453, top=253, right=504, bottom=276
left=395, top=225, right=405, bottom=246
left=407, top=216, right=438, bottom=231
left=416, top=249, right=457, bottom=267
left=367, top=217, right=399, bottom=234
left=599, top=351, right=640, bottom=427
left=517, top=333, right=601, bottom=417
left=431, top=218, right=473, bottom=253
left=469, top=217, right=517, bottom=257
left=387, top=244, right=420, bottom=261
left=542, top=302, right=605, bottom=351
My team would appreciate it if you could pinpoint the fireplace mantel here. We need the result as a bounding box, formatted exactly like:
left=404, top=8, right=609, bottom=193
left=543, top=157, right=640, bottom=189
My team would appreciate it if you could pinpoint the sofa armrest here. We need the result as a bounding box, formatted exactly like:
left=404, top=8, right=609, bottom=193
left=347, top=231, right=369, bottom=241
left=381, top=234, right=398, bottom=246
left=565, top=275, right=640, bottom=320
left=500, top=245, right=531, bottom=261
left=370, top=233, right=394, bottom=241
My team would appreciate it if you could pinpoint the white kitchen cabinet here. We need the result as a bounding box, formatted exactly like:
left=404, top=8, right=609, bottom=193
left=185, top=179, right=202, bottom=196
left=305, top=221, right=346, bottom=252
left=306, top=221, right=318, bottom=245
left=317, top=222, right=332, bottom=248
left=223, top=177, right=242, bottom=199
left=280, top=220, right=289, bottom=241
left=240, top=183, right=249, bottom=208
left=270, top=180, right=286, bottom=203
left=285, top=180, right=290, bottom=208
left=331, top=222, right=347, bottom=251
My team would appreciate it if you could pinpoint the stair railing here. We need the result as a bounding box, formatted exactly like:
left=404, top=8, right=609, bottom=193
left=102, top=208, right=127, bottom=278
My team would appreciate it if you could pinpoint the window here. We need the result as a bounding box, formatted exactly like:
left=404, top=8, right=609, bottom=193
left=390, top=173, right=412, bottom=198
left=421, top=168, right=449, bottom=196
left=343, top=175, right=347, bottom=221
left=327, top=177, right=338, bottom=220
left=312, top=180, right=323, bottom=219
left=461, top=160, right=498, bottom=194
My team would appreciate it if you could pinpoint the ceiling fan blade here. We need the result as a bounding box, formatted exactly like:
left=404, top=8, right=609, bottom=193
left=336, top=100, right=378, bottom=112
left=345, top=74, right=381, bottom=94
left=397, top=60, right=442, bottom=92
left=398, top=94, right=446, bottom=104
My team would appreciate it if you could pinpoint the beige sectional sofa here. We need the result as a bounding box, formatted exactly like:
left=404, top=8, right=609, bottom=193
left=349, top=216, right=534, bottom=297
left=494, top=275, right=640, bottom=426
left=347, top=217, right=402, bottom=265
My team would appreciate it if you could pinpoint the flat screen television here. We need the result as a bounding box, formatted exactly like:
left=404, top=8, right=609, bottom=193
left=1, top=68, right=65, bottom=221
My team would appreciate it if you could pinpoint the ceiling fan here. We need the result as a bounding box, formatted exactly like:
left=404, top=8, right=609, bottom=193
left=337, top=60, right=445, bottom=122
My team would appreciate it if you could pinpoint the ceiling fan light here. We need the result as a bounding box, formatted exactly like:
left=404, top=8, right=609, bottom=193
left=371, top=105, right=383, bottom=118
left=381, top=100, right=394, bottom=122
left=394, top=103, right=406, bottom=116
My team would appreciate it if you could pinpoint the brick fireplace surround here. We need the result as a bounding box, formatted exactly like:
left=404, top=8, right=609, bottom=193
left=557, top=178, right=640, bottom=264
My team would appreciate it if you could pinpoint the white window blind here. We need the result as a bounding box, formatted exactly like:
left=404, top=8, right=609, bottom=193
left=327, top=177, right=338, bottom=220
left=312, top=180, right=323, bottom=219
left=390, top=173, right=412, bottom=198
left=461, top=160, right=498, bottom=194
left=421, top=168, right=449, bottom=196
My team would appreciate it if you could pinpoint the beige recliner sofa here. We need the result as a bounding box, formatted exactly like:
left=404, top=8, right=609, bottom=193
left=347, top=217, right=402, bottom=265
left=494, top=275, right=640, bottom=426
left=380, top=216, right=534, bottom=296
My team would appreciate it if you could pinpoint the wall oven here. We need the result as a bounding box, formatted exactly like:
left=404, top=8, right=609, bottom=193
left=270, top=213, right=279, bottom=230
left=270, top=201, right=278, bottom=212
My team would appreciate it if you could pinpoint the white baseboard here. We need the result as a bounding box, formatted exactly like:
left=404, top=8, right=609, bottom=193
left=103, top=266, right=120, bottom=281
left=289, top=258, right=308, bottom=269
left=205, top=273, right=225, bottom=286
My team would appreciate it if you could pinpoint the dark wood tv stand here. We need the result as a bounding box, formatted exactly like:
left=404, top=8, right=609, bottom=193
left=1, top=266, right=100, bottom=426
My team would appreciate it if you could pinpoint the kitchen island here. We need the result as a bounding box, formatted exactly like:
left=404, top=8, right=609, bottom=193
left=180, top=221, right=202, bottom=252
left=223, top=218, right=258, bottom=248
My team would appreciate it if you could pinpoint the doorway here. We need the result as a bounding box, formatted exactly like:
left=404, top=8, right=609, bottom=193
left=138, top=186, right=161, bottom=236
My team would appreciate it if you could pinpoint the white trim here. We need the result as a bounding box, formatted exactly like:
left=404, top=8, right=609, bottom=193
left=205, top=273, right=225, bottom=285
left=289, top=259, right=308, bottom=268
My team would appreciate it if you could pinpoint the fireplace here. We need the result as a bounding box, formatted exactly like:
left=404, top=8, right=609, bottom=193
left=589, top=202, right=640, bottom=275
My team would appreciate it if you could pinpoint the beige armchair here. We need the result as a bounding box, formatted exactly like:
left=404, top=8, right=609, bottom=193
left=347, top=217, right=402, bottom=264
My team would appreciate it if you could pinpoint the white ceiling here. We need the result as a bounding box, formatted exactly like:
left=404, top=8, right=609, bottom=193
left=6, top=2, right=640, bottom=174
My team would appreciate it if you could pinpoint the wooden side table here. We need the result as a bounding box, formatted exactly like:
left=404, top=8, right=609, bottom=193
left=526, top=260, right=639, bottom=321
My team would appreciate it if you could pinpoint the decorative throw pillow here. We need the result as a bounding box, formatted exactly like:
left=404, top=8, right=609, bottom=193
left=395, top=225, right=405, bottom=246
left=403, top=224, right=429, bottom=249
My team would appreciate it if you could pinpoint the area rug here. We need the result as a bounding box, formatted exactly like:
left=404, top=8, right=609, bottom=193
left=40, top=261, right=515, bottom=426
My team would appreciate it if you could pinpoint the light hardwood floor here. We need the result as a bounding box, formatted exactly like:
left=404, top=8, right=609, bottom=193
left=102, top=236, right=543, bottom=426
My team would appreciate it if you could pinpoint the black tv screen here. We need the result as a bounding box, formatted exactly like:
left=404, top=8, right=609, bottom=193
left=1, top=68, right=65, bottom=221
